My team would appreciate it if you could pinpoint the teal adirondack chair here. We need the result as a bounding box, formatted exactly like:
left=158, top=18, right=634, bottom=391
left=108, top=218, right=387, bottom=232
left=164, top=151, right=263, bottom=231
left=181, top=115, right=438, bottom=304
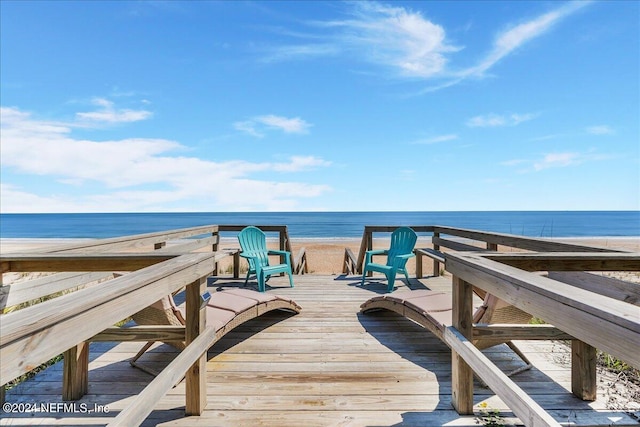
left=361, top=226, right=418, bottom=292
left=238, top=226, right=294, bottom=292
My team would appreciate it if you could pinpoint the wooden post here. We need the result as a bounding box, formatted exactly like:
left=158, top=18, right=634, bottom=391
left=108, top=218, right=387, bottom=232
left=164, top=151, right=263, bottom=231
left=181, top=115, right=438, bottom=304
left=433, top=232, right=441, bottom=277
left=185, top=278, right=207, bottom=415
left=416, top=251, right=423, bottom=279
left=571, top=340, right=597, bottom=401
left=366, top=230, right=374, bottom=277
left=63, top=342, right=89, bottom=400
left=211, top=232, right=219, bottom=275
left=487, top=242, right=498, bottom=251
left=451, top=275, right=474, bottom=414
left=233, top=251, right=240, bottom=279
left=280, top=228, right=288, bottom=277
left=154, top=242, right=166, bottom=250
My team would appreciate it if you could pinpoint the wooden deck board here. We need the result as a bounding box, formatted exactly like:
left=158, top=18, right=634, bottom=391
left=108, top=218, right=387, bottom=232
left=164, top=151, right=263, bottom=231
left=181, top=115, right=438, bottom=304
left=2, top=275, right=638, bottom=426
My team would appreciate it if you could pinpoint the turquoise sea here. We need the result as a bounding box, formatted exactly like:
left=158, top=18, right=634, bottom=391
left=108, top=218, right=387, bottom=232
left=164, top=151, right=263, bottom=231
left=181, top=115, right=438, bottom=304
left=0, top=211, right=638, bottom=239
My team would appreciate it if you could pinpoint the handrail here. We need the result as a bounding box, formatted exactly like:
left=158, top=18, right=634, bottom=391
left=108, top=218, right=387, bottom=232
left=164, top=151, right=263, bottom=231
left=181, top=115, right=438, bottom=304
left=0, top=224, right=302, bottom=387
left=346, top=224, right=623, bottom=276
left=108, top=326, right=218, bottom=427
left=19, top=225, right=222, bottom=254
left=0, top=252, right=220, bottom=384
left=444, top=250, right=640, bottom=416
left=342, top=248, right=358, bottom=275
left=431, top=225, right=623, bottom=253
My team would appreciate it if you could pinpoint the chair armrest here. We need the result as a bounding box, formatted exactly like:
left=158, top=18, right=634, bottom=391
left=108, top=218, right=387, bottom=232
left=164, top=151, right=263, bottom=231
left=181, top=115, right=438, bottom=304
left=391, top=253, right=415, bottom=267
left=239, top=252, right=261, bottom=260
left=365, top=249, right=388, bottom=256
left=268, top=249, right=290, bottom=256
left=364, top=249, right=388, bottom=266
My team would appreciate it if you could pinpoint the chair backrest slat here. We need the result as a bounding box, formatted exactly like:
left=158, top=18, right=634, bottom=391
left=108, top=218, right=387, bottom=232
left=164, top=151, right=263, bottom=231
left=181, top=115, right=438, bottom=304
left=238, top=226, right=270, bottom=267
left=386, top=227, right=418, bottom=268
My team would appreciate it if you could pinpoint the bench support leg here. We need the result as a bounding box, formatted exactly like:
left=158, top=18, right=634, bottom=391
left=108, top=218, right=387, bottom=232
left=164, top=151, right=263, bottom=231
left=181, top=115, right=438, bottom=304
left=571, top=340, right=597, bottom=401
left=451, top=275, right=474, bottom=414
left=63, top=342, right=89, bottom=400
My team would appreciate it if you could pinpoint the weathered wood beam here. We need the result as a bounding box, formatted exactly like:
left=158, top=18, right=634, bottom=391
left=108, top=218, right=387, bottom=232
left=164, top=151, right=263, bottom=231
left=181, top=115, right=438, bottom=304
left=548, top=271, right=640, bottom=306
left=0, top=253, right=181, bottom=273
left=432, top=236, right=484, bottom=252
left=432, top=226, right=623, bottom=253
left=34, top=225, right=222, bottom=254
left=90, top=325, right=185, bottom=342
left=0, top=272, right=114, bottom=309
left=451, top=275, right=474, bottom=415
left=471, top=324, right=574, bottom=341
left=62, top=342, right=89, bottom=401
left=154, top=235, right=220, bottom=253
left=107, top=326, right=217, bottom=427
left=0, top=253, right=216, bottom=384
left=184, top=278, right=207, bottom=416
left=445, top=327, right=562, bottom=427
left=446, top=253, right=640, bottom=368
left=483, top=252, right=640, bottom=272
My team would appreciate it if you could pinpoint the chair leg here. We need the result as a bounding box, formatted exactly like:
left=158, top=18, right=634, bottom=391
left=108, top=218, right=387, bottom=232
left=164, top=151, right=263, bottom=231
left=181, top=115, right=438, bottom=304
left=386, top=270, right=397, bottom=293
left=258, top=271, right=266, bottom=292
left=360, top=266, right=368, bottom=286
left=505, top=341, right=533, bottom=375
left=243, top=269, right=251, bottom=287
left=403, top=269, right=411, bottom=282
left=130, top=341, right=160, bottom=377
left=287, top=270, right=294, bottom=288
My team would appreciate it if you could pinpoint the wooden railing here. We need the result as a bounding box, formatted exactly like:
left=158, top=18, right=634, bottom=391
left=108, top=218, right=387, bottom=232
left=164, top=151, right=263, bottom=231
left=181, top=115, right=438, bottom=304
left=342, top=224, right=624, bottom=276
left=2, top=224, right=637, bottom=426
left=0, top=224, right=305, bottom=423
left=444, top=251, right=640, bottom=426
left=344, top=225, right=638, bottom=425
left=423, top=225, right=622, bottom=278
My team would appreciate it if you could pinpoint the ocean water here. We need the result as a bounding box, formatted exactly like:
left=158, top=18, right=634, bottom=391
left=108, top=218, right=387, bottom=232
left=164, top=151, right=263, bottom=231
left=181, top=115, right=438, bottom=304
left=0, top=211, right=638, bottom=239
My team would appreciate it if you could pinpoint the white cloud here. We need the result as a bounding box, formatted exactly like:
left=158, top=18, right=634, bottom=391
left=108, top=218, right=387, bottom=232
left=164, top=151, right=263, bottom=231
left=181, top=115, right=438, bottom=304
left=463, top=1, right=591, bottom=78
left=586, top=125, right=615, bottom=135
left=501, top=149, right=612, bottom=173
left=233, top=120, right=264, bottom=138
left=273, top=156, right=332, bottom=172
left=533, top=152, right=580, bottom=170
left=466, top=112, right=537, bottom=128
left=0, top=106, right=331, bottom=212
left=411, top=134, right=458, bottom=144
left=262, top=2, right=458, bottom=79
left=235, top=114, right=312, bottom=137
left=263, top=1, right=589, bottom=92
left=261, top=44, right=340, bottom=63
left=76, top=97, right=152, bottom=123
left=256, top=115, right=311, bottom=134
left=323, top=2, right=459, bottom=78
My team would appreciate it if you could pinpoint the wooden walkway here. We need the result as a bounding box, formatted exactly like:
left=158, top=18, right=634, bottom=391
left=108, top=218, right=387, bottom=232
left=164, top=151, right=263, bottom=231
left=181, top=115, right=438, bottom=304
left=3, top=274, right=638, bottom=426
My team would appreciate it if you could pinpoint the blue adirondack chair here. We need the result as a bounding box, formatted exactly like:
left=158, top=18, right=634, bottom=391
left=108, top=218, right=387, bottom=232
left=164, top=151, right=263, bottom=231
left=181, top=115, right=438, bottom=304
left=361, top=226, right=418, bottom=292
left=238, top=226, right=294, bottom=292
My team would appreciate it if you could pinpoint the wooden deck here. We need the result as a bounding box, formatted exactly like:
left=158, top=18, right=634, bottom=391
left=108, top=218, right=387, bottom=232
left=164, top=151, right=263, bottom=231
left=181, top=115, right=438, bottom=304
left=3, top=274, right=638, bottom=426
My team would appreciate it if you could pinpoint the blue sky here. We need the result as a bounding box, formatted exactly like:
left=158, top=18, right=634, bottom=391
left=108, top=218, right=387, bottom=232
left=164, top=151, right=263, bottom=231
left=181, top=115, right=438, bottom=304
left=1, top=1, right=638, bottom=213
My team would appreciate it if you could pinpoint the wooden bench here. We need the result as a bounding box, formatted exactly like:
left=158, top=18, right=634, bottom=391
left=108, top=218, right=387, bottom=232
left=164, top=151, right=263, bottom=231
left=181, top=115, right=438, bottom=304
left=92, top=288, right=301, bottom=426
